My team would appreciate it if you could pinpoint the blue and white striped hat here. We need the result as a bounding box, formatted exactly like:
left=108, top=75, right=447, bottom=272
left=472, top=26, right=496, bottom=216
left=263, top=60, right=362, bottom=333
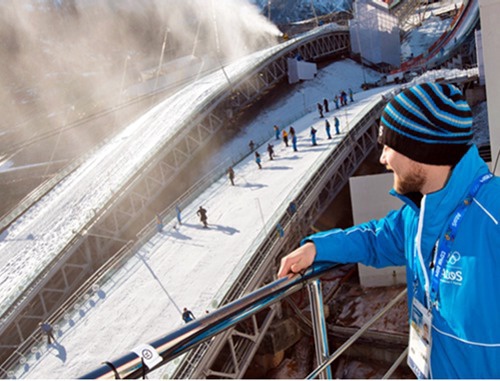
left=379, top=82, right=473, bottom=165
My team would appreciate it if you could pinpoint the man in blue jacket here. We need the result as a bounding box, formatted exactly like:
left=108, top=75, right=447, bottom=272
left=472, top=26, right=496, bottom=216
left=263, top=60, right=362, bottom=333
left=278, top=82, right=500, bottom=378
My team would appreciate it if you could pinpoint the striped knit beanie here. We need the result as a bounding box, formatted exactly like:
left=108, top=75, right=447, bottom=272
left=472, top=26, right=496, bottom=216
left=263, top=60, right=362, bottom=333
left=379, top=82, right=473, bottom=165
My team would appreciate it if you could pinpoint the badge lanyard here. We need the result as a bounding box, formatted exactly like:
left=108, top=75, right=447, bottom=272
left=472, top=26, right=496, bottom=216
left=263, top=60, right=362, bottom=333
left=429, top=172, right=493, bottom=308
left=408, top=172, right=493, bottom=379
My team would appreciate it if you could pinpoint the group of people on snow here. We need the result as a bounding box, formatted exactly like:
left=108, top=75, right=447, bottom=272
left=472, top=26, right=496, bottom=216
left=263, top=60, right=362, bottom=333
left=172, top=89, right=354, bottom=323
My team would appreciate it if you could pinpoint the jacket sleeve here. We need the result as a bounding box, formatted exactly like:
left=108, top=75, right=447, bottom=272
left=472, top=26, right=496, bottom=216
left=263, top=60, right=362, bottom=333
left=304, top=207, right=408, bottom=268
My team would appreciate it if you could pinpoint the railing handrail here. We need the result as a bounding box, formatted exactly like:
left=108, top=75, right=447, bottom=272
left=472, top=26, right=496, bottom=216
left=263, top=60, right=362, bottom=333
left=80, top=261, right=409, bottom=380
left=80, top=262, right=338, bottom=379
left=0, top=241, right=135, bottom=378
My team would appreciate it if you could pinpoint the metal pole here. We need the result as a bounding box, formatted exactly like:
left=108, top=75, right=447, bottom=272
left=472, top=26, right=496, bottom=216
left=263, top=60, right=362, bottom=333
left=382, top=346, right=409, bottom=379
left=307, top=279, right=332, bottom=379
left=307, top=289, right=407, bottom=379
left=353, top=15, right=367, bottom=85
left=154, top=29, right=169, bottom=92
left=310, top=0, right=319, bottom=27
left=255, top=198, right=267, bottom=234
left=211, top=0, right=234, bottom=90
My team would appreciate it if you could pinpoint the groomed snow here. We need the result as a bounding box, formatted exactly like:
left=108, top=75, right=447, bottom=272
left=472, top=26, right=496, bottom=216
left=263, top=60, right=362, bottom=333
left=14, top=57, right=388, bottom=380
left=5, top=4, right=490, bottom=378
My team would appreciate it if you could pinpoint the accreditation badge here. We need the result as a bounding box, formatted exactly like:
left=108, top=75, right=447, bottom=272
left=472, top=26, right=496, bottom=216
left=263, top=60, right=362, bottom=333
left=408, top=298, right=432, bottom=379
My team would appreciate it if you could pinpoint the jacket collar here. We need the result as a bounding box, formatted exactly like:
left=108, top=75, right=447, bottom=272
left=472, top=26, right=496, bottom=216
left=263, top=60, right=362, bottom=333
left=423, top=145, right=487, bottom=214
left=390, top=145, right=487, bottom=262
left=390, top=145, right=487, bottom=214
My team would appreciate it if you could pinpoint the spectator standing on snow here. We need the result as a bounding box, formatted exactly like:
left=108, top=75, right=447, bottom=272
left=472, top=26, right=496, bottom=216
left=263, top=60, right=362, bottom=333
left=349, top=88, right=354, bottom=102
left=334, top=116, right=340, bottom=135
left=39, top=322, right=56, bottom=345
left=175, top=205, right=182, bottom=225
left=325, top=119, right=332, bottom=139
left=255, top=151, right=262, bottom=169
left=317, top=103, right=324, bottom=118
left=274, top=125, right=280, bottom=140
left=155, top=213, right=163, bottom=233
left=267, top=143, right=275, bottom=160
left=323, top=98, right=329, bottom=113
left=310, top=126, right=318, bottom=146
left=227, top=166, right=235, bottom=186
left=282, top=129, right=289, bottom=147
left=292, top=134, right=298, bottom=152
left=333, top=95, right=339, bottom=109
left=182, top=308, right=196, bottom=323
left=197, top=206, right=208, bottom=228
left=289, top=126, right=296, bottom=137
left=249, top=140, right=255, bottom=152
left=341, top=90, right=348, bottom=106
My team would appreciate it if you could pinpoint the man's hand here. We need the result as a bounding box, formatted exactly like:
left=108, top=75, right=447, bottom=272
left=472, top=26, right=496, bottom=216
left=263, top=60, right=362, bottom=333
left=277, top=242, right=316, bottom=278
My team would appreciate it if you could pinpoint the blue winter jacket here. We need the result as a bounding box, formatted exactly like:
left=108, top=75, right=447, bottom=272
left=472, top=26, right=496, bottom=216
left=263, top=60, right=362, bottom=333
left=304, top=145, right=500, bottom=378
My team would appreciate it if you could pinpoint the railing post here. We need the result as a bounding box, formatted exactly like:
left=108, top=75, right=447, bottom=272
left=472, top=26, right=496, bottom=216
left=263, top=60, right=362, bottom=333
left=307, top=279, right=332, bottom=379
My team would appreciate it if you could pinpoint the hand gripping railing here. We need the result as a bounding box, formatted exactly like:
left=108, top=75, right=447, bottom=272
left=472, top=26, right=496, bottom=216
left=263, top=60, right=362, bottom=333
left=81, top=262, right=338, bottom=379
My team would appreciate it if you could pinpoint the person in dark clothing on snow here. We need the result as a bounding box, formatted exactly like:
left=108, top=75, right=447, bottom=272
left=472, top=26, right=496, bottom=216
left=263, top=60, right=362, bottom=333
left=317, top=103, right=324, bottom=118
left=310, top=126, right=318, bottom=146
left=197, top=206, right=208, bottom=228
left=182, top=308, right=196, bottom=323
left=249, top=140, right=255, bottom=152
left=341, top=90, right=348, bottom=106
left=39, top=322, right=56, bottom=345
left=325, top=119, right=332, bottom=139
left=227, top=166, right=235, bottom=186
left=267, top=143, right=274, bottom=160
left=289, top=126, right=295, bottom=136
left=323, top=98, right=329, bottom=113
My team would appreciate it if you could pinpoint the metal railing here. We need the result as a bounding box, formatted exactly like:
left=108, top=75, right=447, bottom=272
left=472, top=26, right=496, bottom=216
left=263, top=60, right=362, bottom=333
left=0, top=241, right=134, bottom=379
left=80, top=262, right=408, bottom=379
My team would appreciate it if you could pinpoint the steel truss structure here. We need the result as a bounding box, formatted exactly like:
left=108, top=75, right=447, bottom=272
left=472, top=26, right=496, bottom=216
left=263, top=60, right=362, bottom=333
left=0, top=29, right=350, bottom=366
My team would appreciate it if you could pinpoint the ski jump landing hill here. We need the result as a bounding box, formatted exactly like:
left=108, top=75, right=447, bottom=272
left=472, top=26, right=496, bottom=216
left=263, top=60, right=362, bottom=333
left=388, top=0, right=480, bottom=82
left=1, top=23, right=353, bottom=376
left=2, top=1, right=481, bottom=377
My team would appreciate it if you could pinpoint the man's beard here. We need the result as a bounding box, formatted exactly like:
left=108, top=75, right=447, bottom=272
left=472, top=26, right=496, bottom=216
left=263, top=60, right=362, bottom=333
left=393, top=163, right=426, bottom=194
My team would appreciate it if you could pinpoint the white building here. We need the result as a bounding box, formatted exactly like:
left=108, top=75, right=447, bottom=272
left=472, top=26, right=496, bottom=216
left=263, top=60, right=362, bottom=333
left=350, top=0, right=401, bottom=68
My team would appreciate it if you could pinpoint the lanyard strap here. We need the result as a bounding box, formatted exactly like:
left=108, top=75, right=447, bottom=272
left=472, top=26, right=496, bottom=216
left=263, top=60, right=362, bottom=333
left=429, top=172, right=493, bottom=306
